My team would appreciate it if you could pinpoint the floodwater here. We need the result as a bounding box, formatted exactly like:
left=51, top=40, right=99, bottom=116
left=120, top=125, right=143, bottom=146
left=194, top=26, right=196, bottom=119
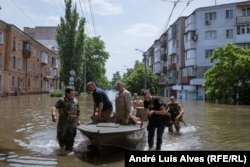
left=0, top=91, right=250, bottom=167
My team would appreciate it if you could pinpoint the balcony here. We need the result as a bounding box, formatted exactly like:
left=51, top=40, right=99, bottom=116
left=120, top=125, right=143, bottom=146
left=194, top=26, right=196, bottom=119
left=236, top=16, right=250, bottom=24
left=185, top=15, right=196, bottom=32
left=167, top=63, right=176, bottom=70
left=52, top=57, right=59, bottom=68
left=22, top=41, right=31, bottom=58
left=163, top=67, right=167, bottom=73
left=160, top=53, right=167, bottom=60
left=41, top=52, right=48, bottom=65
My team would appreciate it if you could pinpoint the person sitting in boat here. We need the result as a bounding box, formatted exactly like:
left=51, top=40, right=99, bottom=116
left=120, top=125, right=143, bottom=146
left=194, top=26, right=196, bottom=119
left=166, top=96, right=184, bottom=133
left=129, top=100, right=142, bottom=125
left=87, top=81, right=113, bottom=123
left=132, top=93, right=140, bottom=102
left=114, top=81, right=132, bottom=124
left=142, top=89, right=168, bottom=151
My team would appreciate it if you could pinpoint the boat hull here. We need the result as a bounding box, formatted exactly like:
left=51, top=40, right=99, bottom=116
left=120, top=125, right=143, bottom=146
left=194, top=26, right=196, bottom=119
left=77, top=123, right=146, bottom=150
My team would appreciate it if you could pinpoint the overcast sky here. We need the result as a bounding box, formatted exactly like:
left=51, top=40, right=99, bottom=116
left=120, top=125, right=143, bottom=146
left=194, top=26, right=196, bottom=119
left=0, top=0, right=246, bottom=80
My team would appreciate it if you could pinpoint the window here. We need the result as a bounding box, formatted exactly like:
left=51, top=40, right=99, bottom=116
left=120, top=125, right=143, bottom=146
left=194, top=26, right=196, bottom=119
left=18, top=41, right=22, bottom=51
left=28, top=62, right=31, bottom=71
left=237, top=24, right=250, bottom=34
left=23, top=60, right=26, bottom=70
left=226, top=9, right=233, bottom=19
left=28, top=78, right=30, bottom=88
left=18, top=77, right=20, bottom=87
left=242, top=8, right=250, bottom=16
left=226, top=29, right=233, bottom=39
left=12, top=56, right=16, bottom=68
left=205, top=31, right=217, bottom=40
left=18, top=58, right=22, bottom=69
left=0, top=32, right=3, bottom=44
left=12, top=76, right=15, bottom=88
left=237, top=43, right=250, bottom=49
left=205, top=12, right=216, bottom=21
left=205, top=50, right=214, bottom=58
left=13, top=37, right=16, bottom=51
left=0, top=54, right=2, bottom=66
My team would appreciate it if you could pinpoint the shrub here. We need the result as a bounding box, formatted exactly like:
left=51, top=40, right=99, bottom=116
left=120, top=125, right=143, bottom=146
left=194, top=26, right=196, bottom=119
left=50, top=89, right=64, bottom=97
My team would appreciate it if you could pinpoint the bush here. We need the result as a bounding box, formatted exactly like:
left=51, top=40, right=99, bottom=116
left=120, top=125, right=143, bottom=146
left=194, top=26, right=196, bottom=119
left=50, top=89, right=64, bottom=97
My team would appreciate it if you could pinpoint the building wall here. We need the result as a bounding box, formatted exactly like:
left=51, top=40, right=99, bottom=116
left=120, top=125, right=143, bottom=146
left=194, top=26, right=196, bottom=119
left=149, top=1, right=250, bottom=100
left=0, top=20, right=59, bottom=96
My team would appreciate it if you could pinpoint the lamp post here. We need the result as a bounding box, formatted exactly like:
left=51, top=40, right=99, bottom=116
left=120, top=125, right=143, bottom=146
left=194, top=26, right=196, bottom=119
left=135, top=48, right=147, bottom=89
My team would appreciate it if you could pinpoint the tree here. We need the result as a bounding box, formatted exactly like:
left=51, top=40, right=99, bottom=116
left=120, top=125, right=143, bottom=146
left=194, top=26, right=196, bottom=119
left=56, top=0, right=85, bottom=91
left=111, top=72, right=123, bottom=89
left=83, top=36, right=110, bottom=90
left=203, top=43, right=250, bottom=104
left=122, top=61, right=159, bottom=95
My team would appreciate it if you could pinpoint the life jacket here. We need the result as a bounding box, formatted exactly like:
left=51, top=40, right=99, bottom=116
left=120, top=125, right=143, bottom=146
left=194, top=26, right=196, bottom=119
left=58, top=97, right=78, bottom=122
left=168, top=102, right=181, bottom=118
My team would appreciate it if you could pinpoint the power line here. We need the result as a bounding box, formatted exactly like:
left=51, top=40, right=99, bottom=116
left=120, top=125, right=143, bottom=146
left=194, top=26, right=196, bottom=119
left=159, top=0, right=179, bottom=35
left=78, top=0, right=90, bottom=36
left=87, top=0, right=97, bottom=36
left=10, top=0, right=37, bottom=26
left=159, top=0, right=193, bottom=35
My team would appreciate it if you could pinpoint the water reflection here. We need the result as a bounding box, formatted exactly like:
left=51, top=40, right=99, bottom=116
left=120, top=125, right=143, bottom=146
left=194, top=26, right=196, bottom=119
left=0, top=92, right=250, bottom=166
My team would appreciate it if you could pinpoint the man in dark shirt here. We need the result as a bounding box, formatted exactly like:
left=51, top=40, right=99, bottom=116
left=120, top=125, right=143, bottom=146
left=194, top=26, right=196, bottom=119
left=87, top=81, right=113, bottom=122
left=142, top=90, right=168, bottom=150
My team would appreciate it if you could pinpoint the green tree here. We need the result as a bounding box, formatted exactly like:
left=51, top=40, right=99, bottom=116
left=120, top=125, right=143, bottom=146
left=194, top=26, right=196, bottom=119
left=122, top=61, right=159, bottom=95
left=111, top=72, right=123, bottom=89
left=56, top=0, right=85, bottom=91
left=203, top=43, right=250, bottom=104
left=83, top=36, right=110, bottom=90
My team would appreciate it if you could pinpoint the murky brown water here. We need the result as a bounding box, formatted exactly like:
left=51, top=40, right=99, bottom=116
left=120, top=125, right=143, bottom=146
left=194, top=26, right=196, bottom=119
left=0, top=91, right=250, bottom=166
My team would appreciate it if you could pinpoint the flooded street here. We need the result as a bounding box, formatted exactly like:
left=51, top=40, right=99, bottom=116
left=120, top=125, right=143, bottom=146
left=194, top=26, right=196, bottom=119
left=0, top=92, right=250, bottom=167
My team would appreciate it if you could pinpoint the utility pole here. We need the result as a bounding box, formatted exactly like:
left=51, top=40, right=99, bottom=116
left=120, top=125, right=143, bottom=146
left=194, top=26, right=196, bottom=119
left=135, top=48, right=147, bottom=90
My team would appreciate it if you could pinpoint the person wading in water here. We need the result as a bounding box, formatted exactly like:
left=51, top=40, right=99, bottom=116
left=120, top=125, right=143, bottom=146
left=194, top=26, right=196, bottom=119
left=51, top=87, right=80, bottom=153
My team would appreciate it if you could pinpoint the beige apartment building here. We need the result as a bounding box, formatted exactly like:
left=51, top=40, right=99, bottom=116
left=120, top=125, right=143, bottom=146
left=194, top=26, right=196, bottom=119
left=0, top=20, right=59, bottom=96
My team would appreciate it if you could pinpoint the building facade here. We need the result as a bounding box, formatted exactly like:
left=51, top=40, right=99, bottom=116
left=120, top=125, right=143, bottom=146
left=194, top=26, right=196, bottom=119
left=144, top=1, right=250, bottom=100
left=0, top=20, right=59, bottom=96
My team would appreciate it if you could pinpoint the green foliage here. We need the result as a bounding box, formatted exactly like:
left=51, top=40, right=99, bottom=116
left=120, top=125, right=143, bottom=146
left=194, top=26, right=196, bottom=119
left=83, top=36, right=110, bottom=90
left=120, top=61, right=159, bottom=95
left=56, top=0, right=85, bottom=92
left=50, top=89, right=64, bottom=97
left=203, top=43, right=250, bottom=104
left=111, top=72, right=123, bottom=89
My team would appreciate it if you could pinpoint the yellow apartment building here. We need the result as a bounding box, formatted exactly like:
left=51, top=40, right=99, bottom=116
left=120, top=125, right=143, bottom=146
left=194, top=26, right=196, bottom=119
left=0, top=20, right=60, bottom=96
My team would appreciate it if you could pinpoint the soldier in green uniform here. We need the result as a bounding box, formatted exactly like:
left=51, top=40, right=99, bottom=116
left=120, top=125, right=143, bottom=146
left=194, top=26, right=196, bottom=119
left=51, top=87, right=80, bottom=153
left=167, top=96, right=184, bottom=133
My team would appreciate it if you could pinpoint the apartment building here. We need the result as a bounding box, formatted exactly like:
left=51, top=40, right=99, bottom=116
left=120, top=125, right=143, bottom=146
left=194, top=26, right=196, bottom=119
left=0, top=20, right=59, bottom=96
left=23, top=26, right=59, bottom=53
left=145, top=1, right=250, bottom=100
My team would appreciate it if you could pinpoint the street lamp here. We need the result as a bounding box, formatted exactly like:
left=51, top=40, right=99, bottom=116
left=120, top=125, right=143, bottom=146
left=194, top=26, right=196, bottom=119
left=135, top=48, right=147, bottom=89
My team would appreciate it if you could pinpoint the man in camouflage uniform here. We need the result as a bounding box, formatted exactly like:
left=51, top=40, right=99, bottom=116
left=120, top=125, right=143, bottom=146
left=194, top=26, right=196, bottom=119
left=51, top=87, right=80, bottom=152
left=167, top=96, right=184, bottom=133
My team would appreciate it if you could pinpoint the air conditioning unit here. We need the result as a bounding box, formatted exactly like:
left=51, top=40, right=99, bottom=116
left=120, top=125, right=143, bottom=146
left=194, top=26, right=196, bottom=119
left=205, top=20, right=211, bottom=25
left=192, top=34, right=198, bottom=41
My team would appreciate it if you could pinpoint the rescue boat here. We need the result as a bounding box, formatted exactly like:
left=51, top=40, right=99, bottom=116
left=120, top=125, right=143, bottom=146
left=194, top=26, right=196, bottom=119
left=77, top=122, right=146, bottom=151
